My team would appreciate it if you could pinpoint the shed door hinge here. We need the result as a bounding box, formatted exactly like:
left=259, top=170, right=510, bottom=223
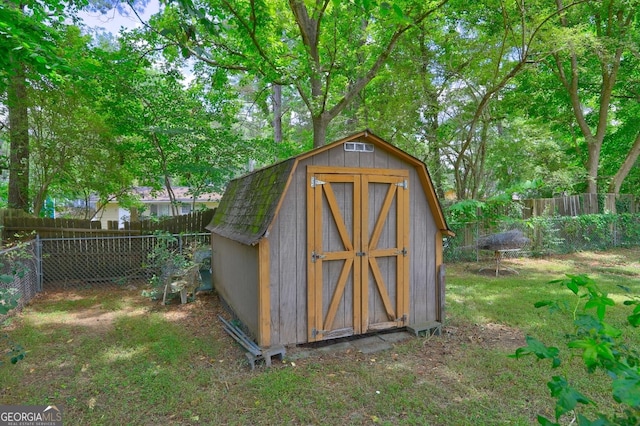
left=395, top=314, right=408, bottom=323
left=311, top=176, right=326, bottom=188
left=311, top=328, right=326, bottom=338
left=396, top=180, right=408, bottom=189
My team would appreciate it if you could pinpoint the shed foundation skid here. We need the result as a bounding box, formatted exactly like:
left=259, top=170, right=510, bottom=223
left=219, top=315, right=286, bottom=370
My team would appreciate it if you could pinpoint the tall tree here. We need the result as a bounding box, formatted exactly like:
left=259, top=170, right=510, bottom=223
left=6, top=57, right=28, bottom=209
left=335, top=20, right=450, bottom=195
left=26, top=27, right=125, bottom=215
left=552, top=0, right=640, bottom=198
left=153, top=0, right=449, bottom=147
left=440, top=0, right=581, bottom=199
left=1, top=0, right=79, bottom=211
left=93, top=31, right=249, bottom=214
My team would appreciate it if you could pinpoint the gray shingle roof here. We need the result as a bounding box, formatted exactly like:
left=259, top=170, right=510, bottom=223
left=207, top=159, right=295, bottom=245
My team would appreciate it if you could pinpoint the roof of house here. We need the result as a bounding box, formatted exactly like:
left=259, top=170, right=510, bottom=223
left=207, top=129, right=451, bottom=245
left=96, top=187, right=222, bottom=204
left=134, top=186, right=222, bottom=203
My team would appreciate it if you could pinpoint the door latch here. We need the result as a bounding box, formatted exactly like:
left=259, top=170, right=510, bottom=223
left=395, top=247, right=408, bottom=256
left=311, top=251, right=326, bottom=263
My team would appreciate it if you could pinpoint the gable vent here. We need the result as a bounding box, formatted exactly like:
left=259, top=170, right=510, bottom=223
left=344, top=142, right=374, bottom=152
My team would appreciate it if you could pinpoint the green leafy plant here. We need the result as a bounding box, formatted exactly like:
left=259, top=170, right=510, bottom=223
left=143, top=232, right=189, bottom=298
left=446, top=199, right=487, bottom=225
left=142, top=231, right=206, bottom=302
left=1, top=262, right=27, bottom=365
left=0, top=327, right=25, bottom=365
left=511, top=274, right=640, bottom=425
left=0, top=287, right=19, bottom=315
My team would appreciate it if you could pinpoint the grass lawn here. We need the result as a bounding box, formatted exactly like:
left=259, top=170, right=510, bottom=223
left=1, top=248, right=639, bottom=425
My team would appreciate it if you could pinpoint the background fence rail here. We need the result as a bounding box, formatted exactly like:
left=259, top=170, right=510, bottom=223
left=1, top=209, right=215, bottom=243
left=520, top=193, right=636, bottom=217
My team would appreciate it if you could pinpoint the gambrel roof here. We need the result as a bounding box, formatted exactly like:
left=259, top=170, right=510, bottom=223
left=206, top=159, right=295, bottom=245
left=207, top=130, right=452, bottom=245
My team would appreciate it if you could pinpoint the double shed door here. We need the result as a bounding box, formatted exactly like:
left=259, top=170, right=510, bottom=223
left=307, top=166, right=410, bottom=342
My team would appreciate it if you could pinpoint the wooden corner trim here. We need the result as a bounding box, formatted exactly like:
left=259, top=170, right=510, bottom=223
left=258, top=239, right=271, bottom=346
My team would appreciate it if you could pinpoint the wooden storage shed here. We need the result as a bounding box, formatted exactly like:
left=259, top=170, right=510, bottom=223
left=207, top=130, right=452, bottom=347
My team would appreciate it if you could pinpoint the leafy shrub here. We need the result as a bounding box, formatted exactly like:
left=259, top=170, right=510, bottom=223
left=1, top=250, right=28, bottom=365
left=142, top=231, right=206, bottom=301
left=511, top=275, right=640, bottom=425
left=523, top=216, right=565, bottom=256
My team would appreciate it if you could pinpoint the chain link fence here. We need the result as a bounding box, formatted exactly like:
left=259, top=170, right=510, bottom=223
left=1, top=233, right=211, bottom=314
left=444, top=214, right=640, bottom=262
left=0, top=240, right=40, bottom=313
left=2, top=216, right=639, bottom=310
left=40, top=233, right=210, bottom=290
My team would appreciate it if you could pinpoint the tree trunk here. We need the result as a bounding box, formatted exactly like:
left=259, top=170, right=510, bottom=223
left=608, top=131, right=640, bottom=195
left=312, top=114, right=329, bottom=148
left=585, top=137, right=601, bottom=200
left=7, top=59, right=30, bottom=211
left=130, top=206, right=139, bottom=222
left=149, top=132, right=179, bottom=216
left=272, top=84, right=283, bottom=144
left=32, top=187, right=47, bottom=217
left=290, top=0, right=445, bottom=149
left=164, top=176, right=179, bottom=216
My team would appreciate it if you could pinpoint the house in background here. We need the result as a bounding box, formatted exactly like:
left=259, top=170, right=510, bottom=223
left=85, top=187, right=221, bottom=229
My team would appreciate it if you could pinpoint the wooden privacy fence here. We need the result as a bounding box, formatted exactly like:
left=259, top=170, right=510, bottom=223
left=0, top=209, right=215, bottom=244
left=521, top=193, right=636, bottom=218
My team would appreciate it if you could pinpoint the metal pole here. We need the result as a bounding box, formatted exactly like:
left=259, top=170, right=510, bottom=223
left=35, top=235, right=43, bottom=292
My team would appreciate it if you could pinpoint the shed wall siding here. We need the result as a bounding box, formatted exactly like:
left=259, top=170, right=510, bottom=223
left=212, top=235, right=260, bottom=337
left=268, top=143, right=440, bottom=345
left=408, top=166, right=438, bottom=325
left=269, top=156, right=313, bottom=345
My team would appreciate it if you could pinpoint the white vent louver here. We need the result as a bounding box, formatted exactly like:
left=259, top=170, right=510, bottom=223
left=344, top=142, right=374, bottom=152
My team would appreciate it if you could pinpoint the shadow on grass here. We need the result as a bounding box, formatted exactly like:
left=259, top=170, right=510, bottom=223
left=1, top=289, right=237, bottom=425
left=446, top=253, right=640, bottom=339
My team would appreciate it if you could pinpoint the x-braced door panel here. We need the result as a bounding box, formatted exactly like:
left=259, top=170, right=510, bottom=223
left=363, top=175, right=410, bottom=332
left=308, top=174, right=360, bottom=340
left=307, top=167, right=409, bottom=342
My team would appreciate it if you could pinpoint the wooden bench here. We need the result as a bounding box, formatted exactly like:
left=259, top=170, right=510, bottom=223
left=218, top=315, right=286, bottom=370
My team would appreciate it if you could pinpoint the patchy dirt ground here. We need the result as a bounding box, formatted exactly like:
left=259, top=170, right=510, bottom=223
left=13, top=284, right=526, bottom=372
left=22, top=248, right=640, bottom=367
